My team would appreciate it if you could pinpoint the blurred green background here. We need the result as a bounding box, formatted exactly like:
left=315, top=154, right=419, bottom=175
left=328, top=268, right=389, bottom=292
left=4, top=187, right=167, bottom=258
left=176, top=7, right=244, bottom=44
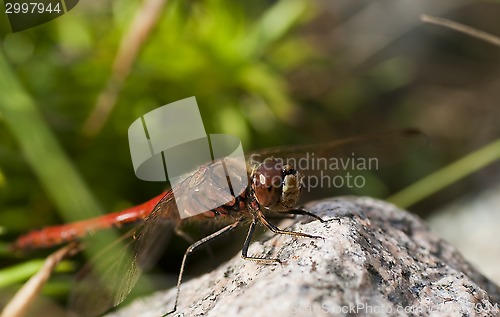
left=0, top=0, right=499, bottom=316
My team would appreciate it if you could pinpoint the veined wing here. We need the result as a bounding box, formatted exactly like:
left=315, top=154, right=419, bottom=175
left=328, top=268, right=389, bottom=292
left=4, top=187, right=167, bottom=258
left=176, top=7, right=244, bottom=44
left=68, top=191, right=178, bottom=317
left=247, top=129, right=426, bottom=164
left=246, top=129, right=428, bottom=199
left=68, top=159, right=249, bottom=316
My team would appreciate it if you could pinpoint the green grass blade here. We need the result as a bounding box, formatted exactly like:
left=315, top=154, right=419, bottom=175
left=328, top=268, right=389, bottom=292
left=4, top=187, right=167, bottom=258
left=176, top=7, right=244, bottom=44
left=387, top=138, right=500, bottom=208
left=0, top=260, right=75, bottom=288
left=0, top=52, right=103, bottom=223
left=0, top=51, right=151, bottom=298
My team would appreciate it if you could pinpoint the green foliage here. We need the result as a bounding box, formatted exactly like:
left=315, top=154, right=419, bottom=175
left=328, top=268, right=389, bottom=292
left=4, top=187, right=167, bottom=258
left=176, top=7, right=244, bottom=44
left=0, top=0, right=498, bottom=310
left=0, top=0, right=319, bottom=295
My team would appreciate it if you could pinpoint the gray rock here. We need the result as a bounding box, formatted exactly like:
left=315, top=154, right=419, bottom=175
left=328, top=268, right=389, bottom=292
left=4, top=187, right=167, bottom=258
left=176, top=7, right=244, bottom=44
left=105, top=197, right=500, bottom=317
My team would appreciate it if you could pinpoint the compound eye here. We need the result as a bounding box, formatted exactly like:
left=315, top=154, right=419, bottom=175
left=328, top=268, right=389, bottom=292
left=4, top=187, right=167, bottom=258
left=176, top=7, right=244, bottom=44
left=252, top=160, right=283, bottom=207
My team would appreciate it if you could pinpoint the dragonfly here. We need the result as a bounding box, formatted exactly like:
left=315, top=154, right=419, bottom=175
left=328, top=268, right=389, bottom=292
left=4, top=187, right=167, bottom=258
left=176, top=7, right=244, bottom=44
left=12, top=129, right=424, bottom=317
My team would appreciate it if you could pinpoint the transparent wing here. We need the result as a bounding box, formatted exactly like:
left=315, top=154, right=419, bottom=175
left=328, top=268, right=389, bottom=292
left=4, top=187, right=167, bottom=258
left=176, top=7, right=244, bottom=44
left=68, top=192, right=178, bottom=317
left=134, top=191, right=180, bottom=271
left=68, top=162, right=248, bottom=316
left=68, top=233, right=142, bottom=317
left=247, top=129, right=426, bottom=164
left=246, top=129, right=428, bottom=200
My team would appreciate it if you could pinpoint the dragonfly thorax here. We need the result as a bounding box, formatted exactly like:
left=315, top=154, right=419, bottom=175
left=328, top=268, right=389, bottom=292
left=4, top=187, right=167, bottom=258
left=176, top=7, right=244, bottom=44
left=251, top=158, right=302, bottom=212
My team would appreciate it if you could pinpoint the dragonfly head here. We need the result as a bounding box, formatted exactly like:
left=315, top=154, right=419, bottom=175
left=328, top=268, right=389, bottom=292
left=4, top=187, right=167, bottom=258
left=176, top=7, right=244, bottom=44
left=252, top=158, right=302, bottom=212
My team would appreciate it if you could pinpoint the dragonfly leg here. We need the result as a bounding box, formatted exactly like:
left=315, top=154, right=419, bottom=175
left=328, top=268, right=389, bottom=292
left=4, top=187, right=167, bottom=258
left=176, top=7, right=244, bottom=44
left=285, top=208, right=327, bottom=222
left=174, top=223, right=217, bottom=265
left=265, top=213, right=295, bottom=220
left=241, top=217, right=281, bottom=265
left=163, top=219, right=242, bottom=317
left=286, top=208, right=342, bottom=224
left=257, top=210, right=324, bottom=239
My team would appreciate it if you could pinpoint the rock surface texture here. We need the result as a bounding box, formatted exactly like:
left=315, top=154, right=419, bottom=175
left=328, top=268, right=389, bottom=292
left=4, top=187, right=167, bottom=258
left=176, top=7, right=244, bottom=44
left=106, top=197, right=500, bottom=317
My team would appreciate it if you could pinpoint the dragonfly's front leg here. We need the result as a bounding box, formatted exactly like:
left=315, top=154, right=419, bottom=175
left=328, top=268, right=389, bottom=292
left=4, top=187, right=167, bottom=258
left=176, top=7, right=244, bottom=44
left=286, top=208, right=341, bottom=224
left=285, top=208, right=327, bottom=222
left=257, top=210, right=324, bottom=239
